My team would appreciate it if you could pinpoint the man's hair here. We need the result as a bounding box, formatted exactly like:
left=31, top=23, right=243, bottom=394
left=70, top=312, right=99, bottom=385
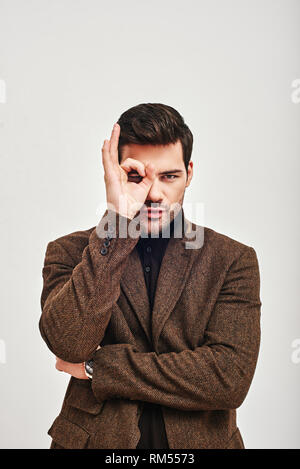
left=117, top=103, right=193, bottom=175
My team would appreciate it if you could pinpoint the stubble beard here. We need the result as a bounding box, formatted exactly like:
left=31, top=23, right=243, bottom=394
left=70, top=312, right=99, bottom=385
left=139, top=203, right=183, bottom=238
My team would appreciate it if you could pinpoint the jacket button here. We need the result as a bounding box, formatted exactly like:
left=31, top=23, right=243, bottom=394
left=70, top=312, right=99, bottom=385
left=103, top=239, right=110, bottom=247
left=107, top=225, right=115, bottom=234
left=100, top=247, right=108, bottom=255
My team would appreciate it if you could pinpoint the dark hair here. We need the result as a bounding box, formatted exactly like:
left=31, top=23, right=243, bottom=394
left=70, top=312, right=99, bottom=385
left=117, top=103, right=193, bottom=175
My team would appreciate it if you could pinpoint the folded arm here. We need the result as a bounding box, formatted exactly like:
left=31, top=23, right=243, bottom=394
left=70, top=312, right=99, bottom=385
left=91, top=247, right=262, bottom=411
left=39, top=209, right=139, bottom=363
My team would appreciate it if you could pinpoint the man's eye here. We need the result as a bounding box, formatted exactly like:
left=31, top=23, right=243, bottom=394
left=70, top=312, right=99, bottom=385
left=128, top=174, right=178, bottom=181
left=128, top=174, right=142, bottom=178
left=128, top=174, right=142, bottom=182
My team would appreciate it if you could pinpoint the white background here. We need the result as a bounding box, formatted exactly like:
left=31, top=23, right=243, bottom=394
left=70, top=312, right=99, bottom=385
left=0, top=0, right=299, bottom=448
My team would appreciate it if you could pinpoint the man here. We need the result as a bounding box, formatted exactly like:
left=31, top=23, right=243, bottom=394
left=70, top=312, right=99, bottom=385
left=39, top=103, right=261, bottom=449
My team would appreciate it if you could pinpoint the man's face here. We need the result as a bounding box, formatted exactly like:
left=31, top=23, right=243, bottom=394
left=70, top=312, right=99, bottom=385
left=120, top=140, right=193, bottom=236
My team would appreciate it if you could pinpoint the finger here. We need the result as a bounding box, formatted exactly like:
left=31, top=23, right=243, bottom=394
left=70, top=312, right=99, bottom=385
left=109, top=123, right=120, bottom=164
left=55, top=361, right=63, bottom=371
left=102, top=139, right=114, bottom=175
left=120, top=158, right=146, bottom=177
left=139, top=162, right=156, bottom=188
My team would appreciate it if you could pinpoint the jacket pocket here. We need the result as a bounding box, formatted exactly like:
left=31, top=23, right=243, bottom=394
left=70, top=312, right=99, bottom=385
left=48, top=414, right=90, bottom=449
left=65, top=378, right=104, bottom=415
left=225, top=427, right=245, bottom=449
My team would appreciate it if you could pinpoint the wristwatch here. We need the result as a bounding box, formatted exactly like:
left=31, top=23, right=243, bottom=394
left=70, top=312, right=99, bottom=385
left=84, top=359, right=94, bottom=379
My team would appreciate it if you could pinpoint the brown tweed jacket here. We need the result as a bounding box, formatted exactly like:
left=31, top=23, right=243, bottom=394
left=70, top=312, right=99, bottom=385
left=39, top=208, right=261, bottom=449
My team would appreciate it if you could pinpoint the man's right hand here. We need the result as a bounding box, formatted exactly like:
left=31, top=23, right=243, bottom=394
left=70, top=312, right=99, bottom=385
left=102, top=123, right=156, bottom=220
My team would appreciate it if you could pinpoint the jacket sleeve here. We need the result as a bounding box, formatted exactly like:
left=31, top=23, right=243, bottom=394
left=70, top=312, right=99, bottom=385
left=39, top=209, right=140, bottom=363
left=91, top=246, right=262, bottom=411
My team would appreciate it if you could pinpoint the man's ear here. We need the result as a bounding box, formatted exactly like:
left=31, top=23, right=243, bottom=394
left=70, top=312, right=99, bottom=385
left=185, top=161, right=193, bottom=187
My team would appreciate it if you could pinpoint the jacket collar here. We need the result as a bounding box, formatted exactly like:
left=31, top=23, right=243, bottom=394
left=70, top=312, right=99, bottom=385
left=120, top=207, right=204, bottom=351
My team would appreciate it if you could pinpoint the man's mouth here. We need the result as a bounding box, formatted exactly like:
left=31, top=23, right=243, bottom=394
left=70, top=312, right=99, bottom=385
left=145, top=208, right=164, bottom=219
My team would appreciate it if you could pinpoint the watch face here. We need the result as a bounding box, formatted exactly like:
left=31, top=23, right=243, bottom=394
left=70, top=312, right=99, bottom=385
left=85, top=360, right=93, bottom=376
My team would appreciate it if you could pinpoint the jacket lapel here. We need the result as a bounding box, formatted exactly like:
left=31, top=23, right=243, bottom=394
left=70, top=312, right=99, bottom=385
left=120, top=209, right=204, bottom=351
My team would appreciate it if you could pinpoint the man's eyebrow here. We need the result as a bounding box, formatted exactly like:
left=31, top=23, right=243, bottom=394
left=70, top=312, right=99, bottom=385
left=158, top=169, right=184, bottom=175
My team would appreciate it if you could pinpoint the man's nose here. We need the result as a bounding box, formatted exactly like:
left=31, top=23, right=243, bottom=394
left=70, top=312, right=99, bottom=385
left=145, top=181, right=163, bottom=205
